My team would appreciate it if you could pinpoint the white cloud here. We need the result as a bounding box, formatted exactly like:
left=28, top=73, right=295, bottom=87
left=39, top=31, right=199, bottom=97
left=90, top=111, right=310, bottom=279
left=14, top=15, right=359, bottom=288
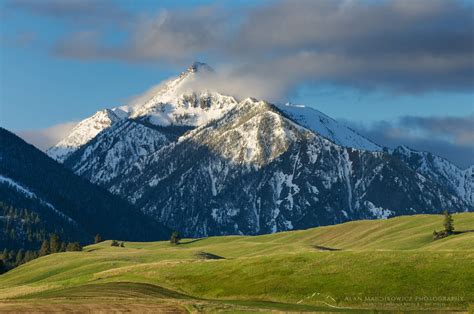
left=16, top=121, right=78, bottom=151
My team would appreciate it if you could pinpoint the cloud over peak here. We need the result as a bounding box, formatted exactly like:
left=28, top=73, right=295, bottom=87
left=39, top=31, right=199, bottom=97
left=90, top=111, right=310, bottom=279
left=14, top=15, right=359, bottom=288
left=6, top=0, right=472, bottom=99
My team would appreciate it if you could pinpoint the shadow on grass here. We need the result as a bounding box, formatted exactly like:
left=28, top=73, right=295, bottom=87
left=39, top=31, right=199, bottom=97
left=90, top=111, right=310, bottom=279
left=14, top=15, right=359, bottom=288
left=313, top=245, right=342, bottom=251
left=453, top=229, right=474, bottom=234
left=178, top=238, right=207, bottom=245
left=195, top=251, right=225, bottom=260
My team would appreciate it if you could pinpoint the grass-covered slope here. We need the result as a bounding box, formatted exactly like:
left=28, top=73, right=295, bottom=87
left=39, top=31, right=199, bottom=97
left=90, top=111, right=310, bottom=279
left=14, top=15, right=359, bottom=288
left=0, top=213, right=473, bottom=312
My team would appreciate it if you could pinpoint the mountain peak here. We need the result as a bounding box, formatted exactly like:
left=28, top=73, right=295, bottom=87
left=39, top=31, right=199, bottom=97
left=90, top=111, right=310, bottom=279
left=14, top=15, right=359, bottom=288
left=187, top=61, right=214, bottom=73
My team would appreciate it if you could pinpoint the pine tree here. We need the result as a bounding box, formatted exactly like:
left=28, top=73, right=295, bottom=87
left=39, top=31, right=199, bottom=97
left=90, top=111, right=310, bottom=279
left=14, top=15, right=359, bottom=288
left=39, top=239, right=50, bottom=256
left=94, top=234, right=102, bottom=244
left=66, top=242, right=82, bottom=252
left=443, top=210, right=454, bottom=234
left=111, top=240, right=119, bottom=247
left=170, top=231, right=181, bottom=245
left=49, top=234, right=60, bottom=253
left=15, top=249, right=25, bottom=266
left=24, top=250, right=36, bottom=263
left=0, top=259, right=6, bottom=274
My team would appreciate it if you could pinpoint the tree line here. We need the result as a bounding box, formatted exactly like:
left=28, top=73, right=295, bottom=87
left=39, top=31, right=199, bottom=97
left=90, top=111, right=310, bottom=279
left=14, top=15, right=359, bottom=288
left=0, top=233, right=82, bottom=274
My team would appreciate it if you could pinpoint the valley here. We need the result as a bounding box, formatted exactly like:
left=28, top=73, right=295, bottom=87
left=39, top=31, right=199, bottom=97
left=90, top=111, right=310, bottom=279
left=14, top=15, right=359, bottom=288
left=0, top=213, right=473, bottom=312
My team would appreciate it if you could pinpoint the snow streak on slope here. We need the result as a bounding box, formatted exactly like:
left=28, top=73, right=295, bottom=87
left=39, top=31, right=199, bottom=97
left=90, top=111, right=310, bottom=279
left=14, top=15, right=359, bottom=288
left=88, top=99, right=468, bottom=237
left=0, top=174, right=77, bottom=224
left=47, top=108, right=127, bottom=161
left=45, top=62, right=473, bottom=238
left=66, top=120, right=173, bottom=185
left=392, top=146, right=474, bottom=207
left=177, top=99, right=311, bottom=167
left=277, top=103, right=382, bottom=151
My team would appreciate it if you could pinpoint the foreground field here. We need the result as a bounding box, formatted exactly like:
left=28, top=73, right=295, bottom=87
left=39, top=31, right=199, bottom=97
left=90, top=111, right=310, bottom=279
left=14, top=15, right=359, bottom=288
left=0, top=213, right=473, bottom=312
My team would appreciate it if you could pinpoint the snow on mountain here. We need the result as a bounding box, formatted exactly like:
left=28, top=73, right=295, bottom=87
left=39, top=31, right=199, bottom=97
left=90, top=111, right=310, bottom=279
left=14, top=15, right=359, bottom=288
left=277, top=103, right=382, bottom=152
left=98, top=98, right=467, bottom=237
left=129, top=63, right=238, bottom=126
left=1, top=127, right=170, bottom=245
left=47, top=62, right=239, bottom=161
left=64, top=119, right=180, bottom=185
left=47, top=108, right=127, bottom=161
left=392, top=145, right=474, bottom=207
left=0, top=174, right=77, bottom=225
left=48, top=62, right=384, bottom=162
left=177, top=98, right=313, bottom=167
left=0, top=174, right=36, bottom=198
left=43, top=62, right=473, bottom=237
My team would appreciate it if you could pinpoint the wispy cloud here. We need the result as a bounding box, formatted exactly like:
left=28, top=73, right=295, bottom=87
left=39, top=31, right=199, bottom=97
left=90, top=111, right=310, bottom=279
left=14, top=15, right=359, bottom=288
left=348, top=114, right=474, bottom=168
left=16, top=121, right=78, bottom=151
left=17, top=0, right=470, bottom=99
left=4, top=0, right=129, bottom=23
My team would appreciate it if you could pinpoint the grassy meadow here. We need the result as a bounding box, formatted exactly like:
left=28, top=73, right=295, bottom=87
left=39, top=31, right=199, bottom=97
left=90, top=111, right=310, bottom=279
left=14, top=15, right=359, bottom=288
left=0, top=213, right=473, bottom=312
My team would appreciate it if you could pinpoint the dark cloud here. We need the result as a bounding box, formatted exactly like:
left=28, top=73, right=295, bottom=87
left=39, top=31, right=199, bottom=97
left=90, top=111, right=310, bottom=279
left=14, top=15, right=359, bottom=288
left=400, top=115, right=474, bottom=145
left=4, top=0, right=129, bottom=23
left=347, top=114, right=474, bottom=169
left=53, top=5, right=228, bottom=63
left=34, top=0, right=473, bottom=97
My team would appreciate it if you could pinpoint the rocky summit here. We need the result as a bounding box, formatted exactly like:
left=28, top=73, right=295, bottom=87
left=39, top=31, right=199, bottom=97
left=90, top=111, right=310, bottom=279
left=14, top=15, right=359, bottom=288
left=48, top=63, right=473, bottom=237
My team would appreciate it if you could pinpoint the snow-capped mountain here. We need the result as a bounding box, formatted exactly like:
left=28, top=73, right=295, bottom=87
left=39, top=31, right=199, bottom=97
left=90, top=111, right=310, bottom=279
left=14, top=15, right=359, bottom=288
left=47, top=62, right=473, bottom=237
left=392, top=146, right=474, bottom=207
left=276, top=103, right=382, bottom=152
left=47, top=62, right=238, bottom=161
left=47, top=108, right=128, bottom=162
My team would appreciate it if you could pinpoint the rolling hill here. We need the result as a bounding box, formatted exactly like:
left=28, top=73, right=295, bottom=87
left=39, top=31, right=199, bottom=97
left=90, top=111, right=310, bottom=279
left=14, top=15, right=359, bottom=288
left=0, top=213, right=472, bottom=312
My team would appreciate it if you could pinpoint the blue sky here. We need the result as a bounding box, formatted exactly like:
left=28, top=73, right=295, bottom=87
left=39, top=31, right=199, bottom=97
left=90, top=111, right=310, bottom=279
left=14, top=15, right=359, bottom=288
left=0, top=0, right=473, bottom=167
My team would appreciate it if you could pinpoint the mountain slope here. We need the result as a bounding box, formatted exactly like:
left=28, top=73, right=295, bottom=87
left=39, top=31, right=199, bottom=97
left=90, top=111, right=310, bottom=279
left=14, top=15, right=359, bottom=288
left=67, top=99, right=469, bottom=237
left=0, top=128, right=169, bottom=250
left=47, top=108, right=128, bottom=162
left=47, top=62, right=377, bottom=163
left=276, top=103, right=382, bottom=151
left=46, top=62, right=238, bottom=161
left=63, top=120, right=190, bottom=185
left=392, top=145, right=473, bottom=206
left=48, top=63, right=472, bottom=237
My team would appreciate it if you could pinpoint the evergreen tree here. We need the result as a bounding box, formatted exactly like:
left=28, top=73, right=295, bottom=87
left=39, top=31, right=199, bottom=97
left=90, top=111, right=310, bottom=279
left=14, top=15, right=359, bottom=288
left=66, top=242, right=82, bottom=252
left=15, top=249, right=25, bottom=266
left=170, top=231, right=181, bottom=245
left=60, top=242, right=67, bottom=252
left=39, top=239, right=50, bottom=256
left=443, top=210, right=454, bottom=234
left=94, top=234, right=102, bottom=244
left=24, top=250, right=36, bottom=263
left=0, top=259, right=5, bottom=274
left=1, top=248, right=8, bottom=260
left=111, top=240, right=119, bottom=247
left=49, top=234, right=60, bottom=253
left=8, top=250, right=15, bottom=261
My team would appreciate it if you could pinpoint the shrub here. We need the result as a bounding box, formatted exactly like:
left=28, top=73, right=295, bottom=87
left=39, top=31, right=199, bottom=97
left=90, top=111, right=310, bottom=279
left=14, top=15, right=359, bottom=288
left=170, top=231, right=181, bottom=245
left=111, top=240, right=120, bottom=247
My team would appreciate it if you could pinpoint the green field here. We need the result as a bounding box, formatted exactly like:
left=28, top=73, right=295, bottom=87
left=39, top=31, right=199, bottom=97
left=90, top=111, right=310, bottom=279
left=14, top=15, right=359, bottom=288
left=0, top=213, right=473, bottom=312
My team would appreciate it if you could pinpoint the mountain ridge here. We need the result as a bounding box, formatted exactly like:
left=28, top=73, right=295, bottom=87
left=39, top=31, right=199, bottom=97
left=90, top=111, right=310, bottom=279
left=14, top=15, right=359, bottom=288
left=43, top=62, right=473, bottom=237
left=1, top=128, right=170, bottom=250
